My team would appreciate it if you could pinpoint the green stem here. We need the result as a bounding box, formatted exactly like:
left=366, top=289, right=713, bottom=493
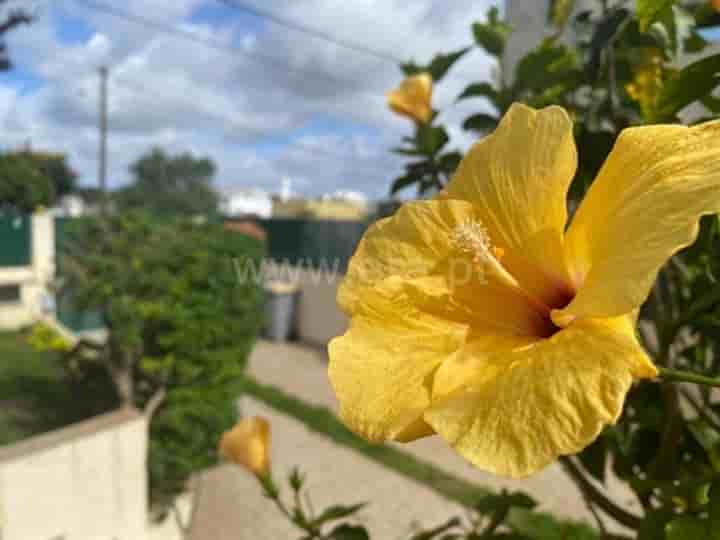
left=658, top=367, right=720, bottom=388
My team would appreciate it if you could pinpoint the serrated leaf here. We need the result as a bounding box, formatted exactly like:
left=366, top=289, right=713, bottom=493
left=457, top=82, right=498, bottom=102
left=638, top=0, right=678, bottom=32
left=462, top=113, right=498, bottom=132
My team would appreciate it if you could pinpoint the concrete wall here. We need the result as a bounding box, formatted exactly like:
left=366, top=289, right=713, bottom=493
left=0, top=409, right=147, bottom=540
left=294, top=266, right=348, bottom=346
left=0, top=212, right=55, bottom=331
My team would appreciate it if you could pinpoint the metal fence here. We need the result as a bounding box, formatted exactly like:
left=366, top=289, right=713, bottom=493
left=0, top=216, right=31, bottom=267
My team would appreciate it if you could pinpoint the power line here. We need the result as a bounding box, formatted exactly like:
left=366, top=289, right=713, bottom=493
left=75, top=0, right=374, bottom=91
left=216, top=0, right=403, bottom=64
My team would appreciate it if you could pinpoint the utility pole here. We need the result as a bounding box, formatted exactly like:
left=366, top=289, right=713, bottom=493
left=98, top=65, right=109, bottom=216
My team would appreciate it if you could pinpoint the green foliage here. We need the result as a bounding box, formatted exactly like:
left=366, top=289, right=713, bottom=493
left=637, top=0, right=679, bottom=32
left=0, top=153, right=52, bottom=213
left=472, top=7, right=512, bottom=57
left=117, top=147, right=219, bottom=216
left=402, top=47, right=470, bottom=83
left=58, top=213, right=264, bottom=511
left=0, top=151, right=77, bottom=213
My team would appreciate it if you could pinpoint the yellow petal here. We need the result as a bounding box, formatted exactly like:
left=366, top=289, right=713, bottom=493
left=339, top=199, right=555, bottom=338
left=443, top=103, right=578, bottom=307
left=557, top=121, right=720, bottom=322
left=387, top=73, right=433, bottom=123
left=339, top=199, right=477, bottom=314
left=328, top=276, right=468, bottom=443
left=219, top=416, right=271, bottom=475
left=424, top=318, right=656, bottom=478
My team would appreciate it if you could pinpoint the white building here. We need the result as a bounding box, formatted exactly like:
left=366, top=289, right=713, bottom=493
left=219, top=188, right=273, bottom=218
left=51, top=194, right=86, bottom=218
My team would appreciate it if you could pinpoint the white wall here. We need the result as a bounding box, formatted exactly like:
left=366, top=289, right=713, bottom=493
left=0, top=409, right=147, bottom=540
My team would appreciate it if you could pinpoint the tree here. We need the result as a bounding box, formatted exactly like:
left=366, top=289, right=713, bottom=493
left=57, top=213, right=264, bottom=512
left=1, top=0, right=33, bottom=71
left=0, top=151, right=78, bottom=213
left=0, top=153, right=51, bottom=213
left=118, top=147, right=219, bottom=216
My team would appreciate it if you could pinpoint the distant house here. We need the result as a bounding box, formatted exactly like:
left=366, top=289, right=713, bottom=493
left=219, top=188, right=273, bottom=218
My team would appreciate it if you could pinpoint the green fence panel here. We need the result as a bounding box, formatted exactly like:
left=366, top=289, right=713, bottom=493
left=54, top=217, right=105, bottom=333
left=257, top=218, right=368, bottom=272
left=0, top=216, right=31, bottom=267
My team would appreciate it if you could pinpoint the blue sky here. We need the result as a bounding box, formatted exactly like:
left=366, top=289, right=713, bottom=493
left=1, top=0, right=496, bottom=199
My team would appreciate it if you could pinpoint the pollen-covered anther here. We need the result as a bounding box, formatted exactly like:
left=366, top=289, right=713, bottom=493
left=452, top=220, right=494, bottom=261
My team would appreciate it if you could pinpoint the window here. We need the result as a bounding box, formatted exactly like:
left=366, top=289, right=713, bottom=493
left=0, top=284, right=21, bottom=304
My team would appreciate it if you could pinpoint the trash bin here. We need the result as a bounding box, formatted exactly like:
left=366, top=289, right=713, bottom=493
left=263, top=280, right=300, bottom=342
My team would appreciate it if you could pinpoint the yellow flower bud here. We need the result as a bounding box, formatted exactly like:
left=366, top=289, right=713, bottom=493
left=219, top=416, right=271, bottom=475
left=387, top=73, right=433, bottom=124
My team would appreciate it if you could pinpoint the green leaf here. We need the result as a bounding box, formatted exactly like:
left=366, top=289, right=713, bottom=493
left=288, top=466, right=304, bottom=491
left=437, top=152, right=462, bottom=175
left=548, top=0, right=576, bottom=31
left=577, top=435, right=608, bottom=484
left=637, top=509, right=675, bottom=540
left=427, top=48, right=471, bottom=82
left=472, top=6, right=512, bottom=57
left=709, top=480, right=720, bottom=540
left=462, top=113, right=498, bottom=132
left=390, top=174, right=418, bottom=195
left=457, top=82, right=498, bottom=103
left=689, top=419, right=720, bottom=472
left=654, top=53, right=720, bottom=121
left=391, top=146, right=424, bottom=156
left=416, top=125, right=449, bottom=155
left=401, top=48, right=470, bottom=82
left=312, top=503, right=366, bottom=526
left=514, top=43, right=580, bottom=93
left=328, top=524, right=370, bottom=540
left=638, top=0, right=678, bottom=32
left=586, top=7, right=631, bottom=82
left=665, top=516, right=709, bottom=539
left=475, top=491, right=537, bottom=516
left=408, top=517, right=461, bottom=540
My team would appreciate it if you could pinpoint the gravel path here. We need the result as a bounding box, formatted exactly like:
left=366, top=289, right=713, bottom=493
left=189, top=340, right=638, bottom=539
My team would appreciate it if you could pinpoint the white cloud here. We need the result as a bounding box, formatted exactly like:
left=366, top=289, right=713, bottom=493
left=1, top=0, right=499, bottom=198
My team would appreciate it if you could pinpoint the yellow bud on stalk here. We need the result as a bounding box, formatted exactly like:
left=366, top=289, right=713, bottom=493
left=387, top=73, right=433, bottom=124
left=219, top=416, right=271, bottom=476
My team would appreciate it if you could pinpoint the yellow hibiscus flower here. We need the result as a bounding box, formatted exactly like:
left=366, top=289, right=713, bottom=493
left=387, top=73, right=433, bottom=124
left=328, top=103, right=720, bottom=478
left=219, top=416, right=271, bottom=476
